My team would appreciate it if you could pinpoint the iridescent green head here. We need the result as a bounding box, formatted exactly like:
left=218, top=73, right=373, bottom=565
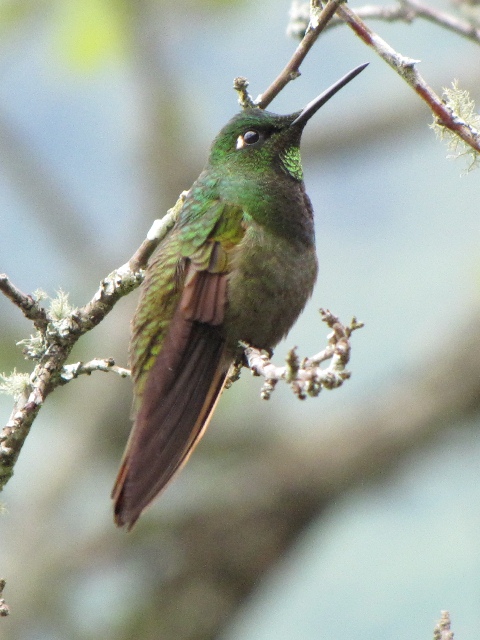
left=207, top=63, right=368, bottom=182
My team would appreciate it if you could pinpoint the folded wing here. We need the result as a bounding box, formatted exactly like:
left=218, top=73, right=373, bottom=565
left=113, top=198, right=245, bottom=529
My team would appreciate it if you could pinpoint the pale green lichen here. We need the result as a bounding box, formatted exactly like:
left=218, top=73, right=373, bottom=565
left=32, top=288, right=48, bottom=302
left=0, top=369, right=31, bottom=400
left=430, top=80, right=480, bottom=172
left=16, top=290, right=77, bottom=359
left=48, top=289, right=75, bottom=321
left=17, top=333, right=44, bottom=359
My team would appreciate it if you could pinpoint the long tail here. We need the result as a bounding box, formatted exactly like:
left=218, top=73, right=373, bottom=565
left=113, top=319, right=228, bottom=530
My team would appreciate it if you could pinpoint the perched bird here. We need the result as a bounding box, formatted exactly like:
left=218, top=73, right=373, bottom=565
left=113, top=63, right=368, bottom=529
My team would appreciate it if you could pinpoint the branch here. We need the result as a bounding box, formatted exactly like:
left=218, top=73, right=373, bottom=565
left=1, top=195, right=360, bottom=493
left=401, top=0, right=480, bottom=45
left=60, top=359, right=131, bottom=383
left=0, top=579, right=9, bottom=617
left=297, top=1, right=480, bottom=45
left=0, top=276, right=48, bottom=332
left=433, top=611, right=454, bottom=640
left=0, top=196, right=183, bottom=493
left=254, top=0, right=345, bottom=109
left=233, top=77, right=256, bottom=109
left=127, top=192, right=186, bottom=273
left=285, top=2, right=480, bottom=159
left=336, top=4, right=480, bottom=154
left=234, top=310, right=363, bottom=400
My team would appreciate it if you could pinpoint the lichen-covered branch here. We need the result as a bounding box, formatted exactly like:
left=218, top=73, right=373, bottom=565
left=0, top=276, right=48, bottom=331
left=126, top=192, right=186, bottom=273
left=233, top=76, right=256, bottom=109
left=0, top=198, right=183, bottom=493
left=0, top=187, right=361, bottom=493
left=431, top=81, right=480, bottom=171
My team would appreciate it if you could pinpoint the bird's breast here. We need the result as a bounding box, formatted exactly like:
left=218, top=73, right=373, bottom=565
left=224, top=223, right=318, bottom=351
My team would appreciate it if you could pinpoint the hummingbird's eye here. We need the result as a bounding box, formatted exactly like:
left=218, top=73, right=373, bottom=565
left=236, top=129, right=262, bottom=150
left=243, top=130, right=259, bottom=144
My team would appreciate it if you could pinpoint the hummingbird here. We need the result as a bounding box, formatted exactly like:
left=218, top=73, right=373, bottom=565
left=112, top=63, right=368, bottom=529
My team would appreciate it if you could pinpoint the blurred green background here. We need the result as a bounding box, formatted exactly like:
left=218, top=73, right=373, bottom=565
left=1, top=0, right=480, bottom=639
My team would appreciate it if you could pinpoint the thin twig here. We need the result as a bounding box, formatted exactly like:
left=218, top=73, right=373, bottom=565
left=239, top=310, right=363, bottom=400
left=401, top=0, right=480, bottom=44
left=60, top=359, right=131, bottom=382
left=233, top=77, right=256, bottom=109
left=315, top=2, right=480, bottom=44
left=433, top=611, right=454, bottom=640
left=256, top=0, right=345, bottom=109
left=0, top=276, right=48, bottom=331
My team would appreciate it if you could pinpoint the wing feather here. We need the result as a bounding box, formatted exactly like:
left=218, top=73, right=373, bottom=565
left=113, top=267, right=229, bottom=529
left=113, top=195, right=246, bottom=528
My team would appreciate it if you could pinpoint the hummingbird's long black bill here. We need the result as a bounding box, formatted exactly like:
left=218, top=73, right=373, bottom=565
left=291, top=62, right=369, bottom=128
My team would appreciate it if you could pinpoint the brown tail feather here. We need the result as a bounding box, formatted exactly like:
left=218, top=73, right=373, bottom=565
left=113, top=320, right=228, bottom=529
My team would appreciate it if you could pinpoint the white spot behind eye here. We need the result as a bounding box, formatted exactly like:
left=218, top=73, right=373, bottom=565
left=236, top=130, right=261, bottom=150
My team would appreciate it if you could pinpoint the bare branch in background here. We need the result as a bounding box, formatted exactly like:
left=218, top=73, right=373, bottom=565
left=289, top=0, right=480, bottom=45
left=325, top=1, right=480, bottom=43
